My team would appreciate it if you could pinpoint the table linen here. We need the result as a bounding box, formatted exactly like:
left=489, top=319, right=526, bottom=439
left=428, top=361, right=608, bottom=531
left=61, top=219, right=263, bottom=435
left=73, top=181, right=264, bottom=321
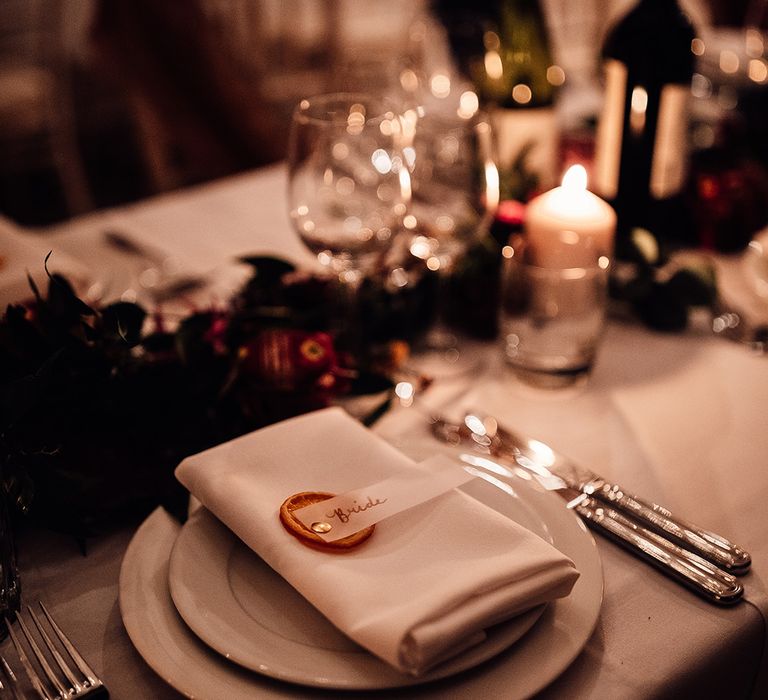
left=0, top=214, right=91, bottom=306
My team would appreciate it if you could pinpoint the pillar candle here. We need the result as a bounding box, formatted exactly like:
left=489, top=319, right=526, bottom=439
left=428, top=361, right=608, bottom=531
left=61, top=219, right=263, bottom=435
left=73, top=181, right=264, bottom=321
left=525, top=165, right=616, bottom=268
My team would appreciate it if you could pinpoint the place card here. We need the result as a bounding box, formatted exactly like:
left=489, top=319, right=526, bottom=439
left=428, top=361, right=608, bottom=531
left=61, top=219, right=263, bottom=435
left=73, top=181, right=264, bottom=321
left=291, top=455, right=475, bottom=542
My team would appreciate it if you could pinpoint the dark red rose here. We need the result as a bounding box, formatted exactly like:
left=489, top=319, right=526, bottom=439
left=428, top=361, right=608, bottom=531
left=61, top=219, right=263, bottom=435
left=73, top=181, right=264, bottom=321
left=202, top=312, right=230, bottom=355
left=238, top=329, right=340, bottom=391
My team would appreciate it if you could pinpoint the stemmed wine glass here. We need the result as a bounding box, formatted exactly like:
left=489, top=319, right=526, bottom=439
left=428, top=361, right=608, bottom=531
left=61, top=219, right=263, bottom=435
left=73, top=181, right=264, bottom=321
left=403, top=81, right=499, bottom=373
left=287, top=93, right=411, bottom=352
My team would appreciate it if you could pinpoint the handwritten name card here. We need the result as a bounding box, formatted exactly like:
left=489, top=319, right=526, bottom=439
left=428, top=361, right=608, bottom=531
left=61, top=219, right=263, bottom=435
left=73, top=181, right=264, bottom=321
left=291, top=455, right=475, bottom=542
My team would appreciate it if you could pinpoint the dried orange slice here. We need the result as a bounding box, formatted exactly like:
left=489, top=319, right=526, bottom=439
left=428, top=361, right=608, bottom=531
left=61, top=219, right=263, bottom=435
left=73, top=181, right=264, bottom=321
left=279, top=491, right=374, bottom=552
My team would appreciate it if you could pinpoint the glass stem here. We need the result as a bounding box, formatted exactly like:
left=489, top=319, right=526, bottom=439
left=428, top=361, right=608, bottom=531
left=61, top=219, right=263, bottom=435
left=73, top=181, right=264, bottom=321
left=425, top=264, right=458, bottom=352
left=335, top=269, right=365, bottom=363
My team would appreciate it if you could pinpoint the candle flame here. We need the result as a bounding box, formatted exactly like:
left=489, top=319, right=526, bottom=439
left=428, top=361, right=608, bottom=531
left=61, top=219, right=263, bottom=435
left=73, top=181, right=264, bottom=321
left=562, top=164, right=588, bottom=191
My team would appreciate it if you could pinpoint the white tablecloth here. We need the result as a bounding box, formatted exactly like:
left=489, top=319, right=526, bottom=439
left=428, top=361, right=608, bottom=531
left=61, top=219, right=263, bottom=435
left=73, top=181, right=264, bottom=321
left=4, top=164, right=767, bottom=698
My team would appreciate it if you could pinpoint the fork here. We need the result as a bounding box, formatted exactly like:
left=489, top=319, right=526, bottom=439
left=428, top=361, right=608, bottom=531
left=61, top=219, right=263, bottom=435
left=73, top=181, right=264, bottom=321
left=0, top=654, right=19, bottom=697
left=3, top=602, right=108, bottom=699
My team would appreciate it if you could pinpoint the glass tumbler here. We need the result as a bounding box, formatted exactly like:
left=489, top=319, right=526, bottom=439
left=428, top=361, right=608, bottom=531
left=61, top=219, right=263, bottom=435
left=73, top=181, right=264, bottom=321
left=500, top=246, right=610, bottom=389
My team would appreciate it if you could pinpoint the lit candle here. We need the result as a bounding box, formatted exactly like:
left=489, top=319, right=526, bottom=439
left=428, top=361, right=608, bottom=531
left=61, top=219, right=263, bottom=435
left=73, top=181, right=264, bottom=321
left=525, top=165, right=616, bottom=268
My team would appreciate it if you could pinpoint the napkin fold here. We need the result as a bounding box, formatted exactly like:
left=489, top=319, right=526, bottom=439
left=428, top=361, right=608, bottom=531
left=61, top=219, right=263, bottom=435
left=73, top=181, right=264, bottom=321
left=175, top=407, right=579, bottom=675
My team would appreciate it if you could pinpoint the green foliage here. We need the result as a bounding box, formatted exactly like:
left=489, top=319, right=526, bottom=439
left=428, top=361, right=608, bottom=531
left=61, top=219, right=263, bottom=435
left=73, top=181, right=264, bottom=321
left=0, top=256, right=409, bottom=537
left=610, top=228, right=718, bottom=332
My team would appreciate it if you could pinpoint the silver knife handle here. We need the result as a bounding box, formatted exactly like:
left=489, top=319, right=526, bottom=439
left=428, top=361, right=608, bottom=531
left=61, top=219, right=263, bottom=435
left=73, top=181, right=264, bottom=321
left=591, top=483, right=751, bottom=575
left=575, top=498, right=744, bottom=605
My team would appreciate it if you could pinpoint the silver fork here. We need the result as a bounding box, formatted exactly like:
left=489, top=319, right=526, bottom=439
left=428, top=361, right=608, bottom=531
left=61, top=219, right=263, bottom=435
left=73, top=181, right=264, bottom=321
left=0, top=654, right=20, bottom=698
left=3, top=602, right=108, bottom=699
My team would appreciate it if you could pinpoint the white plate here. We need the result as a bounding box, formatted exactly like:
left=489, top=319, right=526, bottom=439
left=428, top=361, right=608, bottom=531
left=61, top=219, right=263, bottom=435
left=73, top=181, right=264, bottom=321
left=120, top=475, right=602, bottom=699
left=166, top=484, right=548, bottom=690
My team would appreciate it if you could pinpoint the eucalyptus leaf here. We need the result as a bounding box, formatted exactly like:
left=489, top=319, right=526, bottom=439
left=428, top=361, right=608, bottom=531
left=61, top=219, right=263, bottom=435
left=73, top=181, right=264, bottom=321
left=46, top=273, right=95, bottom=318
left=630, top=228, right=660, bottom=265
left=101, top=302, right=147, bottom=346
left=238, top=256, right=295, bottom=284
left=666, top=263, right=717, bottom=307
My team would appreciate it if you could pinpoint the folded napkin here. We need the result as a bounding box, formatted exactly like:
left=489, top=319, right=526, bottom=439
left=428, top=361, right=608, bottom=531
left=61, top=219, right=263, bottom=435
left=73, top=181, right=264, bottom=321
left=175, top=407, right=579, bottom=675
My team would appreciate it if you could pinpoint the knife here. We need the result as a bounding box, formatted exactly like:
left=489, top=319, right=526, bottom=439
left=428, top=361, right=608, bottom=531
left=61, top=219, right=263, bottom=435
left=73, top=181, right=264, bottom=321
left=459, top=453, right=744, bottom=605
left=432, top=414, right=751, bottom=576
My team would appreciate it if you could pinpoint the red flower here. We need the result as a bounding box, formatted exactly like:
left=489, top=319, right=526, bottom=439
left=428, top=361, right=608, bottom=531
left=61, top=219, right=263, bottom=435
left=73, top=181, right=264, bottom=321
left=238, top=329, right=341, bottom=391
left=296, top=333, right=336, bottom=372
left=203, top=313, right=229, bottom=355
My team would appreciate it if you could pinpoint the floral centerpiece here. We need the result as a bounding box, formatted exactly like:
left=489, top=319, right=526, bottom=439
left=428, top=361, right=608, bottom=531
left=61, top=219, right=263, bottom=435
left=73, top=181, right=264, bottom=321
left=0, top=255, right=433, bottom=540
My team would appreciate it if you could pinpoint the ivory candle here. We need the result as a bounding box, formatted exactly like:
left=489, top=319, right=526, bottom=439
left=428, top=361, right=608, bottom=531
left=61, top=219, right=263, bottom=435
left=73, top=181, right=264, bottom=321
left=525, top=165, right=616, bottom=268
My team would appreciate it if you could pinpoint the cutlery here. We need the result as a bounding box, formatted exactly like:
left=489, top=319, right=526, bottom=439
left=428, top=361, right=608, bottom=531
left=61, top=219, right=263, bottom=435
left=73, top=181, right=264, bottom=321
left=459, top=453, right=743, bottom=605
left=0, top=654, right=19, bottom=697
left=4, top=601, right=109, bottom=698
left=431, top=414, right=752, bottom=576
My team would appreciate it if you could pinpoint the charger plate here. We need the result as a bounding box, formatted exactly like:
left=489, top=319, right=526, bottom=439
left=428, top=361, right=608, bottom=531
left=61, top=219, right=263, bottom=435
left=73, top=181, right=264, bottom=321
left=120, top=475, right=602, bottom=698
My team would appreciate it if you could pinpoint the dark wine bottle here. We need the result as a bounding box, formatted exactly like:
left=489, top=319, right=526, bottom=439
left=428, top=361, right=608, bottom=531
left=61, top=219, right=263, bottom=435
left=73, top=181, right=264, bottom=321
left=593, top=0, right=696, bottom=253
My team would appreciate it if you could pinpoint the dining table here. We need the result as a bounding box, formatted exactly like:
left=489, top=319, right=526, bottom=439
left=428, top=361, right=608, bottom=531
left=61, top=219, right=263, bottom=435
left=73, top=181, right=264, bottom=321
left=2, top=162, right=767, bottom=699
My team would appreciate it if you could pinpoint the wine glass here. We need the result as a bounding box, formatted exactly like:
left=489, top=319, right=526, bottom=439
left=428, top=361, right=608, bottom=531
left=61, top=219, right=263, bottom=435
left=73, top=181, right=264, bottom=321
left=403, top=80, right=499, bottom=372
left=287, top=93, right=411, bottom=350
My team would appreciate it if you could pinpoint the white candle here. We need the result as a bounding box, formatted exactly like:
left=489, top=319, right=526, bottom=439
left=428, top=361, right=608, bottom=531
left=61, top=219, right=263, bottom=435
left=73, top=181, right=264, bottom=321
left=525, top=165, right=616, bottom=268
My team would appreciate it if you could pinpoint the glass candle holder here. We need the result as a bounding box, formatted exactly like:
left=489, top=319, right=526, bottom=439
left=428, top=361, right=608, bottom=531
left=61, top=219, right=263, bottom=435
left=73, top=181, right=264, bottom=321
left=500, top=239, right=611, bottom=389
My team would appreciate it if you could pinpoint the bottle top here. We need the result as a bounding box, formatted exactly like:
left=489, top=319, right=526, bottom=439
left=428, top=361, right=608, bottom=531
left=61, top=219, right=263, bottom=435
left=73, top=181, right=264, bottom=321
left=602, top=0, right=696, bottom=85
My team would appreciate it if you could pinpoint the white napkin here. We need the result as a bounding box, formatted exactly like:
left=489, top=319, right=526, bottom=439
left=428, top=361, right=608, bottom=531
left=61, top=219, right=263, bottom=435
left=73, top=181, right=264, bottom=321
left=175, top=407, right=579, bottom=675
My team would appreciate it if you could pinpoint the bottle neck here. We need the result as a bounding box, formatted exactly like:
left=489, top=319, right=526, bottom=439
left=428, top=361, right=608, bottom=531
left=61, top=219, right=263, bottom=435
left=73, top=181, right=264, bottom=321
left=634, top=0, right=690, bottom=21
left=636, top=0, right=682, bottom=9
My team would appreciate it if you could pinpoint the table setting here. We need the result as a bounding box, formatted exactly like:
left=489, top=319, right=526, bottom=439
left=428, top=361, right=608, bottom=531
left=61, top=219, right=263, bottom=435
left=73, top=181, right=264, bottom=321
left=1, top=156, right=766, bottom=697
left=2, top=3, right=768, bottom=698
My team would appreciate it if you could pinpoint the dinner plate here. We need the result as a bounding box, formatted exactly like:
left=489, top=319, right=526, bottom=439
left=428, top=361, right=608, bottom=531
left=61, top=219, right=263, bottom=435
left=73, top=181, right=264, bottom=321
left=120, top=474, right=602, bottom=699
left=166, top=482, right=549, bottom=689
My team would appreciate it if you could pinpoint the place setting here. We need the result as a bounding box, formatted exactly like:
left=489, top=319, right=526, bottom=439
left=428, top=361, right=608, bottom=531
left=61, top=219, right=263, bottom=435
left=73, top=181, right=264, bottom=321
left=116, top=88, right=612, bottom=691
left=110, top=87, right=755, bottom=684
left=117, top=393, right=751, bottom=698
left=119, top=406, right=603, bottom=699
